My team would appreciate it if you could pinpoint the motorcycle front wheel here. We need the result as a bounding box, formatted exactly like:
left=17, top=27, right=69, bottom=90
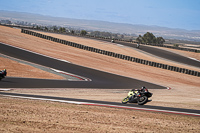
left=137, top=96, right=148, bottom=105
left=122, top=97, right=129, bottom=104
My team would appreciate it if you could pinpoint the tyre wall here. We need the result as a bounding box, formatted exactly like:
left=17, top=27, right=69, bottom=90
left=1, top=24, right=199, bottom=53
left=21, top=29, right=200, bottom=77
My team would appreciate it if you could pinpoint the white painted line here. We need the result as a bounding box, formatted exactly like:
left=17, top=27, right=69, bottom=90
left=59, top=59, right=71, bottom=63
left=51, top=68, right=92, bottom=81
left=3, top=95, right=83, bottom=105
left=0, top=89, right=11, bottom=91
left=3, top=94, right=200, bottom=117
left=116, top=44, right=124, bottom=47
left=0, top=42, right=71, bottom=63
left=83, top=103, right=200, bottom=117
left=0, top=42, right=92, bottom=81
left=188, top=57, right=200, bottom=62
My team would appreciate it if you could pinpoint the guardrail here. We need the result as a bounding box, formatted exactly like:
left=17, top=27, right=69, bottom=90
left=1, top=24, right=200, bottom=53
left=21, top=29, right=200, bottom=77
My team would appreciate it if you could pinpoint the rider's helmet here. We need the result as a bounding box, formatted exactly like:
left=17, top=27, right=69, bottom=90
left=3, top=69, right=7, bottom=76
left=141, top=86, right=146, bottom=90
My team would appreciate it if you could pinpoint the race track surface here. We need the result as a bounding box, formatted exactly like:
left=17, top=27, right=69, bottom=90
left=1, top=92, right=199, bottom=117
left=27, top=31, right=200, bottom=68
left=90, top=37, right=200, bottom=68
left=1, top=41, right=200, bottom=116
left=117, top=41, right=200, bottom=68
left=0, top=42, right=165, bottom=89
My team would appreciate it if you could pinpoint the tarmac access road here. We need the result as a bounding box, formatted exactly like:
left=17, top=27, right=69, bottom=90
left=0, top=92, right=199, bottom=117
left=0, top=42, right=165, bottom=89
left=115, top=41, right=200, bottom=68
left=80, top=35, right=200, bottom=68
left=1, top=42, right=200, bottom=117
left=22, top=29, right=200, bottom=68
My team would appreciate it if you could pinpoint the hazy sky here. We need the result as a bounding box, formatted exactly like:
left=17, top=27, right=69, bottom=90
left=0, top=0, right=200, bottom=30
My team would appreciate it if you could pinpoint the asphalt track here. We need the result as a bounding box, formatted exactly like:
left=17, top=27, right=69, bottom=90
left=27, top=30, right=200, bottom=68
left=115, top=41, right=200, bottom=68
left=0, top=92, right=200, bottom=117
left=0, top=41, right=199, bottom=116
left=86, top=37, right=200, bottom=68
left=0, top=42, right=165, bottom=89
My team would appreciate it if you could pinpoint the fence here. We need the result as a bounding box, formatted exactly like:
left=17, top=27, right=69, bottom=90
left=21, top=29, right=200, bottom=77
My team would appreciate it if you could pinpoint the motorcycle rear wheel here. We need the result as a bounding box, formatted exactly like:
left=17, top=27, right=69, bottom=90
left=137, top=96, right=148, bottom=105
left=122, top=97, right=129, bottom=104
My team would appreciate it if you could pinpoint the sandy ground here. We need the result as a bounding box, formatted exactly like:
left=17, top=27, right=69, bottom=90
left=0, top=26, right=199, bottom=108
left=0, top=26, right=200, bottom=132
left=0, top=57, right=64, bottom=80
left=0, top=97, right=200, bottom=133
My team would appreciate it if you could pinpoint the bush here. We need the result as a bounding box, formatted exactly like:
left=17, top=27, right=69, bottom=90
left=173, top=44, right=179, bottom=47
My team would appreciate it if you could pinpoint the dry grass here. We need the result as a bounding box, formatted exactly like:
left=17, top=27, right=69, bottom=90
left=0, top=57, right=64, bottom=79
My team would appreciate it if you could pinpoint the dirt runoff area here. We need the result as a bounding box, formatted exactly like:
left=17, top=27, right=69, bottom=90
left=0, top=97, right=200, bottom=133
left=0, top=26, right=200, bottom=132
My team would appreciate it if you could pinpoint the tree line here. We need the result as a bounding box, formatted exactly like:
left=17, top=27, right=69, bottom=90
left=136, top=32, right=165, bottom=45
left=36, top=25, right=136, bottom=41
left=35, top=25, right=165, bottom=45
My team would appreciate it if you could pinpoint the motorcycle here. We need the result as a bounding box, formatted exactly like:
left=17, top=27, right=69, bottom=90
left=136, top=43, right=140, bottom=48
left=122, top=87, right=152, bottom=105
left=0, top=69, right=7, bottom=81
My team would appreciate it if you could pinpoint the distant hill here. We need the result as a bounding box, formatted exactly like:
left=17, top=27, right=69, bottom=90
left=0, top=10, right=200, bottom=42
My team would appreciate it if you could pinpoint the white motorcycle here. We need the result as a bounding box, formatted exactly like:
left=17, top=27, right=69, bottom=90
left=136, top=43, right=140, bottom=48
left=0, top=69, right=7, bottom=81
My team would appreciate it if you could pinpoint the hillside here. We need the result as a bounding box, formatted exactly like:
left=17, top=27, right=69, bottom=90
left=0, top=25, right=200, bottom=109
left=0, top=25, right=200, bottom=132
left=1, top=10, right=200, bottom=42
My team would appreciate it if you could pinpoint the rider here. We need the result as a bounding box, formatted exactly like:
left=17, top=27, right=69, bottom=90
left=128, top=87, right=146, bottom=102
left=136, top=43, right=140, bottom=48
left=0, top=69, right=7, bottom=77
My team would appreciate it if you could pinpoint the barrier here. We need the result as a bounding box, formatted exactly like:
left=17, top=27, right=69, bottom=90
left=21, top=29, right=200, bottom=77
left=3, top=24, right=199, bottom=53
